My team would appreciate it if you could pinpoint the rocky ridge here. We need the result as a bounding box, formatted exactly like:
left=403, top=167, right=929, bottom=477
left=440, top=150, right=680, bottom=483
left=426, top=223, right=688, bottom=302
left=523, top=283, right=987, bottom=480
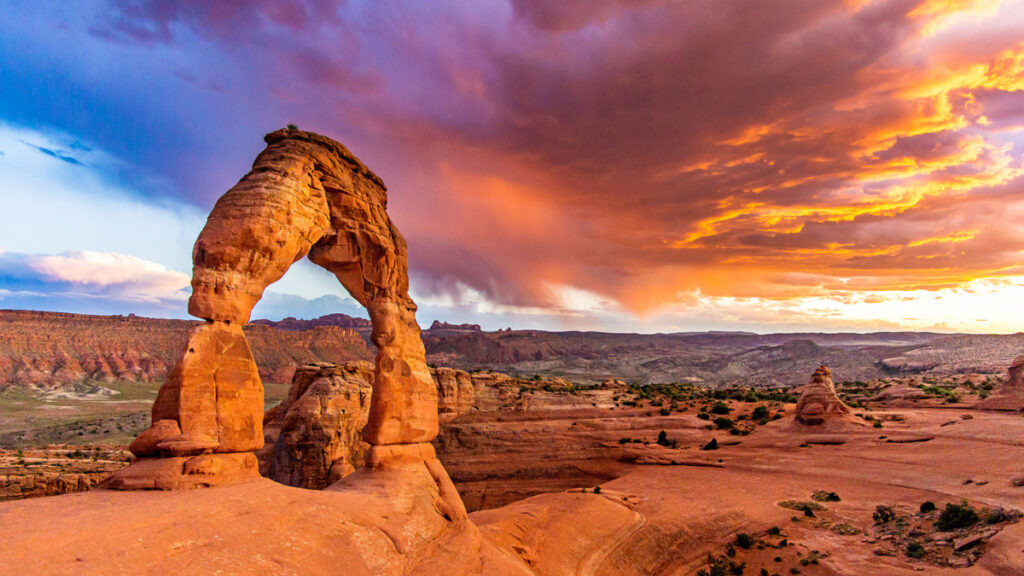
left=0, top=309, right=371, bottom=388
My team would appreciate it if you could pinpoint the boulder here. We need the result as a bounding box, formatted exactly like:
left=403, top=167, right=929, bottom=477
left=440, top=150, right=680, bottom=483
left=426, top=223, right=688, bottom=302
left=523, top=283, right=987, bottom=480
left=259, top=362, right=374, bottom=489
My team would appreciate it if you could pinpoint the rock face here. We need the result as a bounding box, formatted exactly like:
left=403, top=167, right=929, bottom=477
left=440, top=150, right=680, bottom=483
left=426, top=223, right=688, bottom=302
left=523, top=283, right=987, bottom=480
left=794, top=365, right=852, bottom=426
left=434, top=367, right=476, bottom=422
left=259, top=362, right=478, bottom=489
left=258, top=362, right=374, bottom=489
left=111, top=129, right=448, bottom=492
left=977, top=355, right=1024, bottom=411
left=0, top=310, right=371, bottom=390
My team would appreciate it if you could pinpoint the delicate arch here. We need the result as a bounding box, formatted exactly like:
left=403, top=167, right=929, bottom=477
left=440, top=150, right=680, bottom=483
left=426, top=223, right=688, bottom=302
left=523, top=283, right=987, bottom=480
left=111, top=130, right=440, bottom=490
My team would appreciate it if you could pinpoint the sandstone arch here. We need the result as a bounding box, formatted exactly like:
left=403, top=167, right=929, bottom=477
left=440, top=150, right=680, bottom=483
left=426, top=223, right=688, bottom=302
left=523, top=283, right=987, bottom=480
left=109, top=130, right=443, bottom=491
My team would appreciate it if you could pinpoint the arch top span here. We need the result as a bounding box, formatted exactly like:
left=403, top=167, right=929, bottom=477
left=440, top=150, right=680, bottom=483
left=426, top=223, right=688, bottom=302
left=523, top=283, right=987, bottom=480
left=109, top=129, right=444, bottom=491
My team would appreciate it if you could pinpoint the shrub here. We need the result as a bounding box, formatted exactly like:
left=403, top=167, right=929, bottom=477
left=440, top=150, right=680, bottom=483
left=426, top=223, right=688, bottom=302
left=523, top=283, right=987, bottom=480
left=660, top=408, right=671, bottom=416
left=286, top=123, right=298, bottom=130
left=873, top=505, right=896, bottom=524
left=778, top=501, right=824, bottom=514
left=656, top=430, right=672, bottom=447
left=711, top=401, right=732, bottom=414
left=751, top=406, right=769, bottom=420
left=919, top=501, right=936, bottom=513
left=873, top=421, right=883, bottom=428
left=935, top=502, right=979, bottom=531
left=735, top=533, right=753, bottom=549
left=985, top=507, right=1016, bottom=525
left=593, top=485, right=602, bottom=495
left=812, top=491, right=841, bottom=502
left=714, top=417, right=735, bottom=430
left=905, top=541, right=925, bottom=559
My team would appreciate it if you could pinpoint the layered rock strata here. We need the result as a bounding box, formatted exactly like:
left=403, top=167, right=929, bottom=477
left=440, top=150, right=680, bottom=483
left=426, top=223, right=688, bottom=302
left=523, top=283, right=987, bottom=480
left=110, top=129, right=447, bottom=493
left=794, top=365, right=852, bottom=426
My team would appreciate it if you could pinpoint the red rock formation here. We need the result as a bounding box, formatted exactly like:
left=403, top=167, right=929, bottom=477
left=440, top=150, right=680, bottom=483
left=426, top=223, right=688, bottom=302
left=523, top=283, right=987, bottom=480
left=0, top=310, right=371, bottom=389
left=429, top=320, right=482, bottom=331
left=434, top=367, right=476, bottom=422
left=977, top=355, right=1024, bottom=411
left=111, top=130, right=451, bottom=496
left=258, top=362, right=374, bottom=489
left=794, top=365, right=853, bottom=426
left=258, top=363, right=478, bottom=489
left=251, top=313, right=372, bottom=331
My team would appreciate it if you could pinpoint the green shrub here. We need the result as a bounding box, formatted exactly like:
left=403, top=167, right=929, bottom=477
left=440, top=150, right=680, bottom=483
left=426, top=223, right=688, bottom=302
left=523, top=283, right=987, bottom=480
left=697, top=412, right=711, bottom=421
left=778, top=501, right=824, bottom=513
left=711, top=401, right=732, bottom=414
left=905, top=541, right=925, bottom=559
left=714, top=417, right=735, bottom=430
left=919, top=501, right=936, bottom=513
left=735, top=533, right=753, bottom=549
left=935, top=502, right=979, bottom=531
left=286, top=123, right=298, bottom=130
left=812, top=490, right=841, bottom=502
left=751, top=406, right=769, bottom=420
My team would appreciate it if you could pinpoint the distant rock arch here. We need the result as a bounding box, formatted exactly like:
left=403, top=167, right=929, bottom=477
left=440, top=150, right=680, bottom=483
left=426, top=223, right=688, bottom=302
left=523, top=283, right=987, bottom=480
left=110, top=130, right=442, bottom=490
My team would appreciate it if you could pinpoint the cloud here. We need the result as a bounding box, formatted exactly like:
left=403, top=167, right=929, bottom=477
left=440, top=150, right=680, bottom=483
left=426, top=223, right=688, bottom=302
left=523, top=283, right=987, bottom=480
left=2, top=1, right=1024, bottom=332
left=18, top=139, right=84, bottom=165
left=0, top=250, right=190, bottom=316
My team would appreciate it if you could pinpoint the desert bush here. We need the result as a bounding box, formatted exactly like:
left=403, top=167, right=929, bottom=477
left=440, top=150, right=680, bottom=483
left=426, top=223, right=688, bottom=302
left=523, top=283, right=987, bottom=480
left=905, top=541, right=925, bottom=559
left=935, top=502, right=979, bottom=531
left=697, top=412, right=711, bottom=420
left=779, top=501, right=824, bottom=514
left=751, top=406, right=769, bottom=420
left=812, top=491, right=841, bottom=502
left=711, top=401, right=732, bottom=414
left=919, top=501, right=936, bottom=513
left=873, top=505, right=896, bottom=524
left=714, top=417, right=735, bottom=430
left=735, top=533, right=753, bottom=549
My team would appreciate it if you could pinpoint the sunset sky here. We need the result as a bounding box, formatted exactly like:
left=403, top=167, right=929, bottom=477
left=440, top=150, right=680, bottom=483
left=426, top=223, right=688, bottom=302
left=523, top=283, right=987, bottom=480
left=1, top=0, right=1023, bottom=333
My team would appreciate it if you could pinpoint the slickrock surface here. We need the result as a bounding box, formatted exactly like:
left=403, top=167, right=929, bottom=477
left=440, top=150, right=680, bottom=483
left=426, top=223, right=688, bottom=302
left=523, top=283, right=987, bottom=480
left=977, top=354, right=1024, bottom=411
left=794, top=365, right=856, bottom=427
left=0, top=309, right=371, bottom=388
left=2, top=408, right=1023, bottom=575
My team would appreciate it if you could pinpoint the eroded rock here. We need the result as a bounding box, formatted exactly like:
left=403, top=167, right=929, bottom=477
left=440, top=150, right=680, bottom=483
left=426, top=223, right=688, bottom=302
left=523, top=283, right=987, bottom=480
left=114, top=129, right=449, bottom=493
left=794, top=365, right=853, bottom=426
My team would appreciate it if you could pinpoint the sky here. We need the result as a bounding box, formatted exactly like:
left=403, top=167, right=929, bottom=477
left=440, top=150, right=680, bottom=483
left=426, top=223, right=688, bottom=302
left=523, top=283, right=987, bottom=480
left=0, top=0, right=1023, bottom=334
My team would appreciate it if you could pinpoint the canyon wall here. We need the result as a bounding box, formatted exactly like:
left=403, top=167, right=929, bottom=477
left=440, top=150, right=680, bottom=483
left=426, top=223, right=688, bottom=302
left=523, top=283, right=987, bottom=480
left=0, top=310, right=371, bottom=388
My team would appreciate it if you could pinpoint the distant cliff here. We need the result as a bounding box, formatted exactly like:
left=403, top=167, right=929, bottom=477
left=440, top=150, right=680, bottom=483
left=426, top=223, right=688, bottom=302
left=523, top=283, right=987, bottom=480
left=251, top=313, right=372, bottom=331
left=429, top=320, right=482, bottom=331
left=0, top=310, right=372, bottom=388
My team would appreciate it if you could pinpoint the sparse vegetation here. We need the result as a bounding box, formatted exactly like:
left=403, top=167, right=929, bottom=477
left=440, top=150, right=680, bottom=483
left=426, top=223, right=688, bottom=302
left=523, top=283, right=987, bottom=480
left=873, top=505, right=896, bottom=524
left=935, top=502, right=979, bottom=531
